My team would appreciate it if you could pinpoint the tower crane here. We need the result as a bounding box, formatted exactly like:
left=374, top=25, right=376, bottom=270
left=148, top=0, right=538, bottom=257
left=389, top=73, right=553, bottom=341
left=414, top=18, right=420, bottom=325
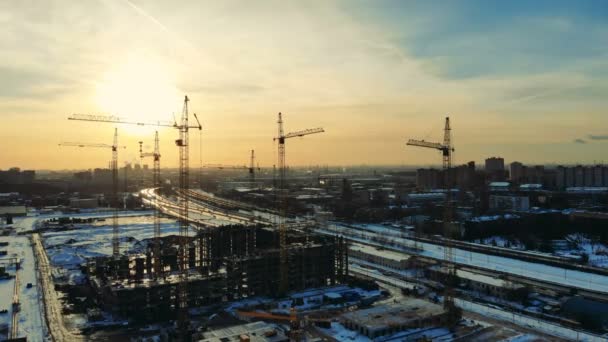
left=273, top=112, right=324, bottom=295
left=68, top=96, right=202, bottom=337
left=59, top=128, right=126, bottom=258
left=406, top=117, right=460, bottom=323
left=202, top=150, right=259, bottom=185
left=139, top=131, right=162, bottom=279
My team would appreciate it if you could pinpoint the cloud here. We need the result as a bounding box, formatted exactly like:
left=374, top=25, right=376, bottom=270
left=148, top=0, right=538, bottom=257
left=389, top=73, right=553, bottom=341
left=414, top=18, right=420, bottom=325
left=588, top=135, right=608, bottom=140
left=574, top=138, right=587, bottom=144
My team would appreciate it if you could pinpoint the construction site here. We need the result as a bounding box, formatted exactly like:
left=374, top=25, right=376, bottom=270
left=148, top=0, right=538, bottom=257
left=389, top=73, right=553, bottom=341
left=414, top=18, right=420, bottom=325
left=2, top=97, right=607, bottom=341
left=85, top=226, right=348, bottom=324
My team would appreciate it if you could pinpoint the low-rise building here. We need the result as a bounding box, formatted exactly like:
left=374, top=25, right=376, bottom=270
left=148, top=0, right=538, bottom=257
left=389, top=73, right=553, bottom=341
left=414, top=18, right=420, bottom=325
left=341, top=300, right=447, bottom=339
left=349, top=243, right=413, bottom=271
left=196, top=321, right=288, bottom=342
left=428, top=266, right=526, bottom=300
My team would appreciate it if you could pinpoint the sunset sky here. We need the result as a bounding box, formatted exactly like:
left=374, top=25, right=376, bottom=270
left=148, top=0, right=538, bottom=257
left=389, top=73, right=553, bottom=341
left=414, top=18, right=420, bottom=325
left=1, top=0, right=607, bottom=170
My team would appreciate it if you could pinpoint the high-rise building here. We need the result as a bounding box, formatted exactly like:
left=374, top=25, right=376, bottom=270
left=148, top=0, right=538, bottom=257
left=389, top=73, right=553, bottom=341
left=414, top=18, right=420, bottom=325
left=485, top=157, right=505, bottom=173
left=555, top=165, right=608, bottom=189
left=416, top=161, right=476, bottom=190
left=575, top=165, right=585, bottom=187
left=485, top=157, right=506, bottom=181
left=416, top=168, right=441, bottom=189
left=510, top=162, right=524, bottom=182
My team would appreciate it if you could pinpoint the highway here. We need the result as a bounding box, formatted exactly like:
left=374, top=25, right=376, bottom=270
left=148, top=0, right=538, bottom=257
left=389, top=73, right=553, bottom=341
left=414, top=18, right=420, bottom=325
left=32, top=233, right=83, bottom=341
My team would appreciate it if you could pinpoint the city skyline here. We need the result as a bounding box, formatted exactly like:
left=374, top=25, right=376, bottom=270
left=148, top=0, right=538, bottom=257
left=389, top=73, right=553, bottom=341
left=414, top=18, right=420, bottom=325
left=2, top=0, right=608, bottom=169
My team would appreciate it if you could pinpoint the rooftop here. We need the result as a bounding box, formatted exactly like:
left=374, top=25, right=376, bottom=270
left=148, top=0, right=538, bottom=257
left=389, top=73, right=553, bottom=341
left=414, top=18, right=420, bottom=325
left=198, top=321, right=287, bottom=342
left=341, top=300, right=445, bottom=330
left=349, top=243, right=410, bottom=263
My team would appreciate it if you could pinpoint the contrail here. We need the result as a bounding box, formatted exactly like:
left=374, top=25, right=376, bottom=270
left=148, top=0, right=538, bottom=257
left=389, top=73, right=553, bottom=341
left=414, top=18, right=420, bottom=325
left=121, top=0, right=197, bottom=50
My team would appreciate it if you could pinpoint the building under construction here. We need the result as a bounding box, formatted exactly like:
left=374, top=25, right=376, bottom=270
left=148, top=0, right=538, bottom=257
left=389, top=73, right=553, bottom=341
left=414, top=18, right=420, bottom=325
left=85, top=225, right=348, bottom=323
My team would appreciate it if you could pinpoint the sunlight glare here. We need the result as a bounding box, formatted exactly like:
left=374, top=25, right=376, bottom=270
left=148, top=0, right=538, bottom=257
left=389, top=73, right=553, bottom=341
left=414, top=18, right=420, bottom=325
left=95, top=56, right=182, bottom=135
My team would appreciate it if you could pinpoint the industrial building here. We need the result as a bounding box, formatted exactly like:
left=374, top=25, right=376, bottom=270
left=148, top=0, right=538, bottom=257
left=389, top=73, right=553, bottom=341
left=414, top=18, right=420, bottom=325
left=86, top=225, right=348, bottom=323
left=340, top=300, right=448, bottom=339
left=348, top=243, right=415, bottom=271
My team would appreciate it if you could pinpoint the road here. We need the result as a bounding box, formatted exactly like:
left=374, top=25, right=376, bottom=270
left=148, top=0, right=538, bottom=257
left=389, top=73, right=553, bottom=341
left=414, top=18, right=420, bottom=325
left=10, top=262, right=19, bottom=339
left=32, top=233, right=84, bottom=341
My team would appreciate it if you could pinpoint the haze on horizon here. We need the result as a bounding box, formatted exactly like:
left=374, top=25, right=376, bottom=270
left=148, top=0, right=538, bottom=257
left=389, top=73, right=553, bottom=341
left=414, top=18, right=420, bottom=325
left=1, top=0, right=607, bottom=170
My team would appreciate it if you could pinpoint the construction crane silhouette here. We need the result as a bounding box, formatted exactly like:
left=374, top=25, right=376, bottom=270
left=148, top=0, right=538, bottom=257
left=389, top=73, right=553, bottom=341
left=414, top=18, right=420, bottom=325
left=273, top=112, right=324, bottom=295
left=68, top=96, right=202, bottom=338
left=406, top=117, right=460, bottom=323
left=139, top=131, right=162, bottom=279
left=202, top=150, right=259, bottom=185
left=59, top=128, right=125, bottom=258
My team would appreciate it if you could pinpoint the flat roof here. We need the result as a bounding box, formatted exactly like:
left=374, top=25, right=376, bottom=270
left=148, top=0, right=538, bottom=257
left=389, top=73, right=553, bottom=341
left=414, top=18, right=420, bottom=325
left=341, top=300, right=445, bottom=330
left=349, top=243, right=410, bottom=263
left=199, top=321, right=286, bottom=342
left=433, top=266, right=523, bottom=289
left=0, top=206, right=26, bottom=215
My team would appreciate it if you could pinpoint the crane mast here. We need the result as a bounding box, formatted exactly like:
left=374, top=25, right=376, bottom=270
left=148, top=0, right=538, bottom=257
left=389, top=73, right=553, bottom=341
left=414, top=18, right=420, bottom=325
left=139, top=131, right=162, bottom=279
left=176, top=96, right=191, bottom=337
left=59, top=128, right=124, bottom=258
left=406, top=117, right=458, bottom=321
left=273, top=112, right=324, bottom=295
left=68, top=95, right=202, bottom=338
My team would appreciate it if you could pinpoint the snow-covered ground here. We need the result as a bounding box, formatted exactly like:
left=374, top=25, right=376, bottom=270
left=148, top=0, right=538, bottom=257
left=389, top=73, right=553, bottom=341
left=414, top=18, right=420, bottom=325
left=474, top=236, right=525, bottom=250
left=0, top=233, right=48, bottom=341
left=345, top=252, right=606, bottom=341
left=565, top=234, right=608, bottom=268
left=42, top=215, right=183, bottom=283
left=322, top=224, right=608, bottom=294
left=456, top=299, right=606, bottom=341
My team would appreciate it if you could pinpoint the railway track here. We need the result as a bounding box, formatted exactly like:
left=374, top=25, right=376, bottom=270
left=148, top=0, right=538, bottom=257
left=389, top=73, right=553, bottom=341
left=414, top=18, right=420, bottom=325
left=316, top=225, right=608, bottom=303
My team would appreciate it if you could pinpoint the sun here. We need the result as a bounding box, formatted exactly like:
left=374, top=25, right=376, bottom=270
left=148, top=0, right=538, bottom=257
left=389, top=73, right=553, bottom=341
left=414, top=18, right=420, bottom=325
left=95, top=56, right=182, bottom=135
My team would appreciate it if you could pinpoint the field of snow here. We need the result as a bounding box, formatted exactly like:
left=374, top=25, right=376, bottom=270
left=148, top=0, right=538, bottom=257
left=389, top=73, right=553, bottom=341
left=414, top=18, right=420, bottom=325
left=456, top=299, right=606, bottom=341
left=42, top=215, right=183, bottom=282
